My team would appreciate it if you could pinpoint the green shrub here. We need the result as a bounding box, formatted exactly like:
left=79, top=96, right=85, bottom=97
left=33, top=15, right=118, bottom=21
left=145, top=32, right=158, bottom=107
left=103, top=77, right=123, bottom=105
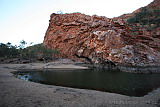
left=127, top=7, right=160, bottom=27
left=25, top=43, right=59, bottom=61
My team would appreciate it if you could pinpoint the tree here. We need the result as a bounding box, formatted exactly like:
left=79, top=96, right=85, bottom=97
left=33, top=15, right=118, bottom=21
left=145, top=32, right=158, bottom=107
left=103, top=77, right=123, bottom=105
left=19, top=40, right=27, bottom=49
left=0, top=43, right=19, bottom=59
left=0, top=43, right=9, bottom=58
left=0, top=41, right=60, bottom=63
left=9, top=45, right=19, bottom=58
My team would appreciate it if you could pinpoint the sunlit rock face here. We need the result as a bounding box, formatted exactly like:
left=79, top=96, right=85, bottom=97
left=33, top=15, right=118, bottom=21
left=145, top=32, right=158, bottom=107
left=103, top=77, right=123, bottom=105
left=43, top=13, right=160, bottom=67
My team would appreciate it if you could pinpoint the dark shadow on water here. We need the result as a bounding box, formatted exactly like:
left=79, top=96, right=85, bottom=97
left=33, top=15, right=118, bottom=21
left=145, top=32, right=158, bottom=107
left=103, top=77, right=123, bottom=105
left=13, top=69, right=160, bottom=97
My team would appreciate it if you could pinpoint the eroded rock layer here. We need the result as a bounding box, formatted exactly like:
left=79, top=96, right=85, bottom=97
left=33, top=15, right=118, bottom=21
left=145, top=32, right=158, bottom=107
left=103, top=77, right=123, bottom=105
left=43, top=13, right=160, bottom=67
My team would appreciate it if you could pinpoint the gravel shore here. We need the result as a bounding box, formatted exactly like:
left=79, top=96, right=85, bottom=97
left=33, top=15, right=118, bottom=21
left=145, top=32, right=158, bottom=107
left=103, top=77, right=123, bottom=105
left=0, top=63, right=160, bottom=107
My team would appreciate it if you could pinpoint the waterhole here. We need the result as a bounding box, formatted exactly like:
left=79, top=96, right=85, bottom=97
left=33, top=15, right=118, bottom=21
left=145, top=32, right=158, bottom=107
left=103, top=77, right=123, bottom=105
left=13, top=69, right=160, bottom=97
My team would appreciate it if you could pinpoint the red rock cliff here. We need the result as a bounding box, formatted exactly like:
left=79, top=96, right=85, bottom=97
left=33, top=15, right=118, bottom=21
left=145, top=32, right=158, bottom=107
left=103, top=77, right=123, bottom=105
left=43, top=13, right=160, bottom=67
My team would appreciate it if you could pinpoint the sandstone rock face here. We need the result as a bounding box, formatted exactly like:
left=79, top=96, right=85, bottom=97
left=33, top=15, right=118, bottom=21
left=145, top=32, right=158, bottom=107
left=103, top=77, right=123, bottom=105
left=43, top=13, right=160, bottom=67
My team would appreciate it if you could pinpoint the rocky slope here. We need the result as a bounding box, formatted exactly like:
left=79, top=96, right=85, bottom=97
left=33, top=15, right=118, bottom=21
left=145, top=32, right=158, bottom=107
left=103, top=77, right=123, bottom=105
left=118, top=0, right=160, bottom=21
left=43, top=11, right=160, bottom=69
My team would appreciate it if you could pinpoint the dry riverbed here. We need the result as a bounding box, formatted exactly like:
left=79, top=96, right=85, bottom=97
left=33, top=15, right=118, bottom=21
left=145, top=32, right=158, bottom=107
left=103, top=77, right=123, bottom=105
left=0, top=62, right=160, bottom=107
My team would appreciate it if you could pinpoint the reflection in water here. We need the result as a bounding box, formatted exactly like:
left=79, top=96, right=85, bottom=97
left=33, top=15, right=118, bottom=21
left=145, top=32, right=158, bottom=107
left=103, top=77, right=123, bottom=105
left=13, top=69, right=160, bottom=97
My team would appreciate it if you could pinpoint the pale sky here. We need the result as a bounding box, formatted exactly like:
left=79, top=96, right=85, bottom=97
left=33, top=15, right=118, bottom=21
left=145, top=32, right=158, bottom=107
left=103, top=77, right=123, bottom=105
left=0, top=0, right=153, bottom=46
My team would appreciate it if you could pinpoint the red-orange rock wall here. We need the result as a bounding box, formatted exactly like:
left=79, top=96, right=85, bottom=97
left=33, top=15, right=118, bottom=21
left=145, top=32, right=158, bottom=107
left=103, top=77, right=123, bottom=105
left=44, top=13, right=160, bottom=66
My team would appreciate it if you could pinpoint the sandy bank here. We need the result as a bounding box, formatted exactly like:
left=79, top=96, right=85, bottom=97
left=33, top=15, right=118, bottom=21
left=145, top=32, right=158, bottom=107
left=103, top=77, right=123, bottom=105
left=0, top=63, right=160, bottom=107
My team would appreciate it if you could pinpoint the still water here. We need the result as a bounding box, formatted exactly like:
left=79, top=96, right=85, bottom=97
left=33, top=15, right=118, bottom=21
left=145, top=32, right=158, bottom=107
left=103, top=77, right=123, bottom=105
left=13, top=69, right=160, bottom=97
